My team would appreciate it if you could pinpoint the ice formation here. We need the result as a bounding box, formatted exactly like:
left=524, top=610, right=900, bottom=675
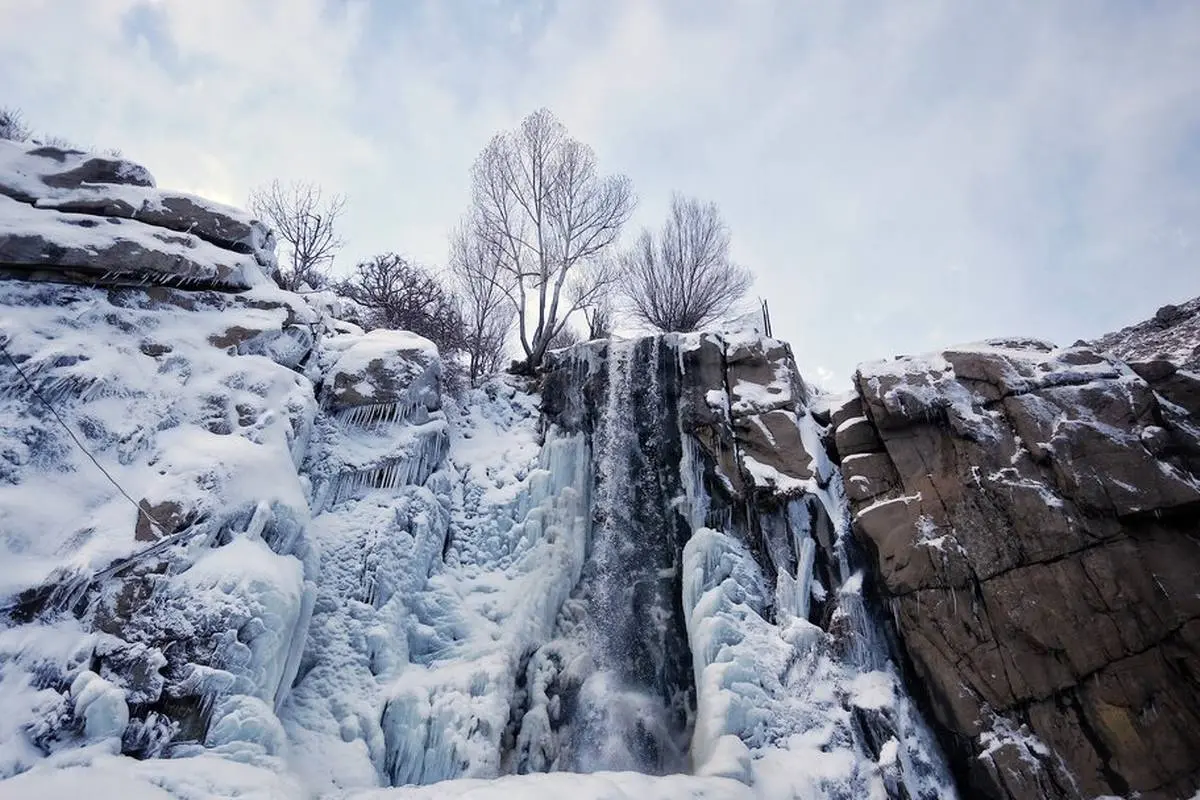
left=0, top=138, right=956, bottom=796
left=0, top=279, right=957, bottom=798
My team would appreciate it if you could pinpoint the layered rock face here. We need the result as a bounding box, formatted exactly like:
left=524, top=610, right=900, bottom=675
left=825, top=338, right=1200, bottom=799
left=0, top=140, right=276, bottom=290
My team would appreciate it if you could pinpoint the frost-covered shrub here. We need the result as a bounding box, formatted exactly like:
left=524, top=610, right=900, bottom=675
left=0, top=106, right=30, bottom=142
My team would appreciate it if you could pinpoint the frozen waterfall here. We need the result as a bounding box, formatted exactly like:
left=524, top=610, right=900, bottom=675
left=557, top=337, right=694, bottom=775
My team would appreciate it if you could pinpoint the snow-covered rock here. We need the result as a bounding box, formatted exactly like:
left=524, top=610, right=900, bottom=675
left=0, top=139, right=275, bottom=289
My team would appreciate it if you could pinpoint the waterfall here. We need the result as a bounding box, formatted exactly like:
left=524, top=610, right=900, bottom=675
left=559, top=337, right=694, bottom=775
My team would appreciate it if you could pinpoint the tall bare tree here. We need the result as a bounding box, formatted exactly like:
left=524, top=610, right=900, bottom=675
left=466, top=108, right=635, bottom=370
left=449, top=219, right=516, bottom=385
left=248, top=180, right=346, bottom=291
left=621, top=193, right=753, bottom=332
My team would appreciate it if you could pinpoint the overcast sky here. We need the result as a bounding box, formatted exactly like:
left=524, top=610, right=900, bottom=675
left=2, top=0, right=1198, bottom=386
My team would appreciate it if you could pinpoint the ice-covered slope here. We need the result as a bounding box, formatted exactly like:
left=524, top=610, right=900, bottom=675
left=0, top=300, right=956, bottom=798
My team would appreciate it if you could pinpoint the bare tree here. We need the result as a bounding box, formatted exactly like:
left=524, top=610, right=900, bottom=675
left=583, top=297, right=613, bottom=340
left=621, top=193, right=753, bottom=332
left=466, top=108, right=635, bottom=370
left=547, top=325, right=583, bottom=350
left=248, top=180, right=346, bottom=291
left=335, top=253, right=464, bottom=356
left=449, top=219, right=516, bottom=386
left=0, top=107, right=30, bottom=142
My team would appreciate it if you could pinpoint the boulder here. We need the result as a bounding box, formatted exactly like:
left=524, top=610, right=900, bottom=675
left=326, top=329, right=441, bottom=414
left=840, top=452, right=899, bottom=502
left=733, top=409, right=813, bottom=491
left=834, top=416, right=883, bottom=457
left=829, top=393, right=863, bottom=431
left=727, top=339, right=806, bottom=415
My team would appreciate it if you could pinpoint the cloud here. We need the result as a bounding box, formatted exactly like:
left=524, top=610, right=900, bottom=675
left=2, top=0, right=1197, bottom=386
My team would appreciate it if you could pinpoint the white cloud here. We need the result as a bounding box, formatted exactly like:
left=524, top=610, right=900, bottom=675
left=2, top=0, right=1198, bottom=384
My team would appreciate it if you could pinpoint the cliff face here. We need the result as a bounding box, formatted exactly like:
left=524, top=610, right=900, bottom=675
left=825, top=337, right=1200, bottom=799
left=1092, top=298, right=1200, bottom=372
left=0, top=141, right=1198, bottom=799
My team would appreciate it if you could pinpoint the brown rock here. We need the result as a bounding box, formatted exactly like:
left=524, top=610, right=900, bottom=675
left=678, top=334, right=729, bottom=431
left=327, top=331, right=441, bottom=414
left=829, top=394, right=864, bottom=431
left=840, top=452, right=899, bottom=502
left=734, top=409, right=813, bottom=490
left=727, top=340, right=805, bottom=414
left=834, top=416, right=883, bottom=457
left=845, top=341, right=1200, bottom=799
left=1129, top=358, right=1178, bottom=383
left=1151, top=369, right=1200, bottom=417
left=134, top=499, right=187, bottom=542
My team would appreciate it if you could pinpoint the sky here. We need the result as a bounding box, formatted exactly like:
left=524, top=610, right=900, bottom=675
left=1, top=0, right=1198, bottom=387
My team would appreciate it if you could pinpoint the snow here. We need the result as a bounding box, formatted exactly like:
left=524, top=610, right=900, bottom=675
left=336, top=770, right=754, bottom=799
left=728, top=377, right=789, bottom=416
left=330, top=329, right=439, bottom=380
left=0, top=279, right=316, bottom=596
left=0, top=138, right=155, bottom=197
left=175, top=535, right=308, bottom=705
left=835, top=415, right=869, bottom=435
left=0, top=747, right=305, bottom=800
left=975, top=711, right=1064, bottom=780
left=739, top=453, right=810, bottom=496
left=277, top=357, right=601, bottom=792
left=848, top=671, right=896, bottom=711
left=854, top=492, right=923, bottom=523
left=0, top=263, right=321, bottom=784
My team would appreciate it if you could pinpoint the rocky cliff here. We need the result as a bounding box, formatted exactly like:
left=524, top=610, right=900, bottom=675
left=824, top=333, right=1200, bottom=799
left=0, top=140, right=1197, bottom=799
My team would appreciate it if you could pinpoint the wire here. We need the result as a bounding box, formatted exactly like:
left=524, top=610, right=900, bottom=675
left=0, top=337, right=167, bottom=537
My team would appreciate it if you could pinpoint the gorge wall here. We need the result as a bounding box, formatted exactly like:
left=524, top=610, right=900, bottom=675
left=0, top=139, right=1198, bottom=799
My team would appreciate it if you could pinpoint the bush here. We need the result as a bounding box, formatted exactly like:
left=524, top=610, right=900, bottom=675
left=335, top=253, right=464, bottom=358
left=0, top=107, right=30, bottom=142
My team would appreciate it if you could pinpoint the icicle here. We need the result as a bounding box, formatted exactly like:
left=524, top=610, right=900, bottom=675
left=336, top=400, right=422, bottom=430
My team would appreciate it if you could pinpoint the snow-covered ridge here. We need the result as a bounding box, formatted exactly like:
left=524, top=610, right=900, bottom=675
left=0, top=140, right=276, bottom=290
left=1091, top=297, right=1200, bottom=371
